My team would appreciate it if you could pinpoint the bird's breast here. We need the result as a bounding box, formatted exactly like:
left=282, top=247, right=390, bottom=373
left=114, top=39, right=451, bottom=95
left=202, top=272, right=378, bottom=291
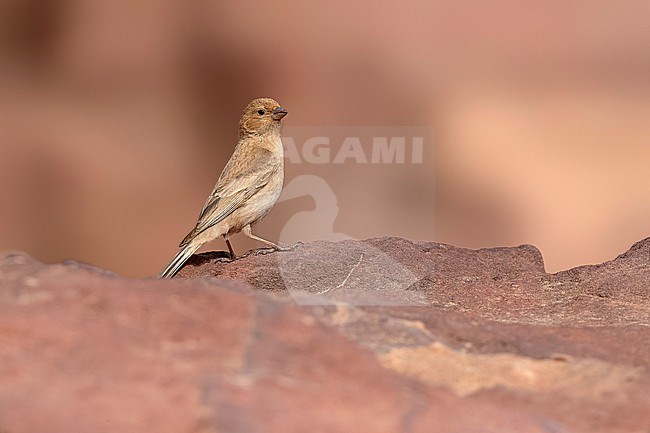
left=232, top=162, right=283, bottom=230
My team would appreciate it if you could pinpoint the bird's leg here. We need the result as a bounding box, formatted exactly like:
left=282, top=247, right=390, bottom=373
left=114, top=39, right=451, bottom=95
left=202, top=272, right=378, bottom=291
left=242, top=225, right=286, bottom=254
left=223, top=234, right=236, bottom=259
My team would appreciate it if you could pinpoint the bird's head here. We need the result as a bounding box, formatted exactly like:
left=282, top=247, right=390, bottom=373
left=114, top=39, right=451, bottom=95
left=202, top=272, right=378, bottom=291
left=239, top=97, right=288, bottom=137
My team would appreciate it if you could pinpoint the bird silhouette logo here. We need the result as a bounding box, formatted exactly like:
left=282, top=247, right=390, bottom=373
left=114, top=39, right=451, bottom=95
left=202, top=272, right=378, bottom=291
left=277, top=174, right=423, bottom=306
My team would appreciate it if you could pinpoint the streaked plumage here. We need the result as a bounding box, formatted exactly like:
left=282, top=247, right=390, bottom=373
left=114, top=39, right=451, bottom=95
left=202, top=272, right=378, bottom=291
left=160, top=97, right=287, bottom=278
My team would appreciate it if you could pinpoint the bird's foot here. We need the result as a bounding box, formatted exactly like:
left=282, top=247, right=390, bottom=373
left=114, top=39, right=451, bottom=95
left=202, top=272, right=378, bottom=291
left=214, top=255, right=235, bottom=263
left=252, top=247, right=276, bottom=256
left=278, top=242, right=303, bottom=252
left=240, top=243, right=302, bottom=258
left=265, top=242, right=302, bottom=253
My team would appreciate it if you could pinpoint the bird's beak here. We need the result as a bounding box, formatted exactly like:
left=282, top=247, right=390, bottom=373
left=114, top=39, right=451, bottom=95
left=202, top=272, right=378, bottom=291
left=271, top=107, right=288, bottom=120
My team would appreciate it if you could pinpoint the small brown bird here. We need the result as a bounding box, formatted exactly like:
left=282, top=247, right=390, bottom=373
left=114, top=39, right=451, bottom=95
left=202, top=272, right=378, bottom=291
left=160, top=97, right=288, bottom=278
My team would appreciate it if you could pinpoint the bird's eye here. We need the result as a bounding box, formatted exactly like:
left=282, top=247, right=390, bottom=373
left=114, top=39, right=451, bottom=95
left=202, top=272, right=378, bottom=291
left=257, top=109, right=265, bottom=115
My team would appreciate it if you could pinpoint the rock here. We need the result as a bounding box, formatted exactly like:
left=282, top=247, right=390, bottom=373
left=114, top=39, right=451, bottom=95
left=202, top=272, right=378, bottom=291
left=1, top=238, right=649, bottom=433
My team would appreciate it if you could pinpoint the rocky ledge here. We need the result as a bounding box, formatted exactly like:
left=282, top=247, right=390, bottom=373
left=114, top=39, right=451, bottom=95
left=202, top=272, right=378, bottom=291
left=1, top=237, right=649, bottom=433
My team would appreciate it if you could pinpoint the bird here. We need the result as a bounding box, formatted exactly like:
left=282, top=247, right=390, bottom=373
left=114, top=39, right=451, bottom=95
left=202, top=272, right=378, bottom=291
left=160, top=97, right=288, bottom=278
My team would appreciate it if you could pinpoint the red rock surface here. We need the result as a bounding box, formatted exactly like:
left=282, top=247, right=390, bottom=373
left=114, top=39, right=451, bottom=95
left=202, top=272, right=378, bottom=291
left=1, top=238, right=649, bottom=432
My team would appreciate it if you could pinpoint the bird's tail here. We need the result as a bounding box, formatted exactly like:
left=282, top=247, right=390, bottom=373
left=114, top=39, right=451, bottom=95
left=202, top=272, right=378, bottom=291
left=159, top=244, right=200, bottom=278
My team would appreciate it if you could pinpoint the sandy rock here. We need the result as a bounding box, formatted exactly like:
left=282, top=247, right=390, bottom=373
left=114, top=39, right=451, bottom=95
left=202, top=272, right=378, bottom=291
left=1, top=238, right=649, bottom=432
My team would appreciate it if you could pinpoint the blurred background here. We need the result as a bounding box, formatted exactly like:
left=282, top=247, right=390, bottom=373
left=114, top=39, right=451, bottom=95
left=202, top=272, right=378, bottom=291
left=1, top=0, right=649, bottom=277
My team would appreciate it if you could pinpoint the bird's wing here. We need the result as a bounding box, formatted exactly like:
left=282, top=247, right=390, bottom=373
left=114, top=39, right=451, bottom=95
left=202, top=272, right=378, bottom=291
left=179, top=148, right=278, bottom=247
